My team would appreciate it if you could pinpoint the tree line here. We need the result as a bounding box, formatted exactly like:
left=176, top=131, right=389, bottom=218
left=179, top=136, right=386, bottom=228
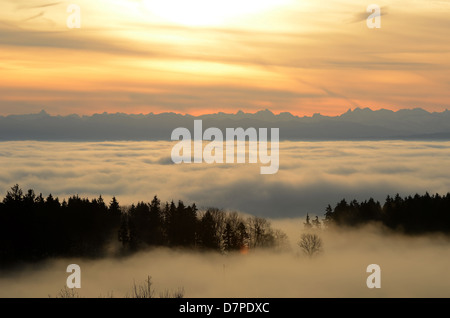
left=322, top=192, right=450, bottom=234
left=0, top=185, right=287, bottom=267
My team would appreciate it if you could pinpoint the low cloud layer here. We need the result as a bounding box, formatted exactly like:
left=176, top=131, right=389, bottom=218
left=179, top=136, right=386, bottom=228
left=1, top=223, right=450, bottom=298
left=1, top=140, right=450, bottom=218
left=1, top=140, right=450, bottom=297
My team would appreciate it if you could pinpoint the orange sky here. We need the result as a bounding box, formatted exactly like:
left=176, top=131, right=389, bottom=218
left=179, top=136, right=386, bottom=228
left=0, top=0, right=449, bottom=117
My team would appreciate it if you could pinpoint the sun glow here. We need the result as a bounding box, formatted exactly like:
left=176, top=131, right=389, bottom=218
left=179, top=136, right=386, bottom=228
left=140, top=0, right=293, bottom=26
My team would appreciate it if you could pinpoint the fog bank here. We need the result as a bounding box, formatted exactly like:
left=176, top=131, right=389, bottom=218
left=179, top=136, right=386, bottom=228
left=1, top=141, right=450, bottom=218
left=1, top=221, right=449, bottom=298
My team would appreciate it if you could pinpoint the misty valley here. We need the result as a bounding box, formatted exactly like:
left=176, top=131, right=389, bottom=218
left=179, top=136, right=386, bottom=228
left=1, top=183, right=450, bottom=297
left=1, top=140, right=450, bottom=297
left=2, top=0, right=449, bottom=303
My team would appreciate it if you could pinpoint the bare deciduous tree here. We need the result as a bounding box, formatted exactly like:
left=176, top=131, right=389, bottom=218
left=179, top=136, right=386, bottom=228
left=298, top=233, right=323, bottom=257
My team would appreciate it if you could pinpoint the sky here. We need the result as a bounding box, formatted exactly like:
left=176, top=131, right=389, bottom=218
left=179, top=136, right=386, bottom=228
left=1, top=0, right=449, bottom=116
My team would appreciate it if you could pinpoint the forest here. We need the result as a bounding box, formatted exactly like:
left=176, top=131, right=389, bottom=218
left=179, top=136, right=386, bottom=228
left=1, top=184, right=450, bottom=268
left=0, top=184, right=288, bottom=268
left=323, top=192, right=450, bottom=234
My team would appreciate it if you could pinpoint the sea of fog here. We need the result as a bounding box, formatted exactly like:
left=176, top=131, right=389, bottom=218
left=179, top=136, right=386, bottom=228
left=1, top=224, right=450, bottom=298
left=1, top=140, right=450, bottom=298
left=1, top=140, right=450, bottom=218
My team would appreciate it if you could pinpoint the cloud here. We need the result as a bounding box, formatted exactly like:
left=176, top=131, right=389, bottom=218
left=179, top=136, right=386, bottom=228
left=16, top=2, right=62, bottom=10
left=155, top=156, right=175, bottom=165
left=1, top=223, right=450, bottom=297
left=1, top=1, right=450, bottom=116
left=1, top=140, right=450, bottom=218
left=348, top=6, right=388, bottom=23
left=1, top=139, right=450, bottom=297
left=22, top=11, right=44, bottom=22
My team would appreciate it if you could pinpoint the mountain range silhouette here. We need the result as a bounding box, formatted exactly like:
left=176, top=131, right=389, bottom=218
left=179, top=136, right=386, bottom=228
left=1, top=107, right=450, bottom=141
